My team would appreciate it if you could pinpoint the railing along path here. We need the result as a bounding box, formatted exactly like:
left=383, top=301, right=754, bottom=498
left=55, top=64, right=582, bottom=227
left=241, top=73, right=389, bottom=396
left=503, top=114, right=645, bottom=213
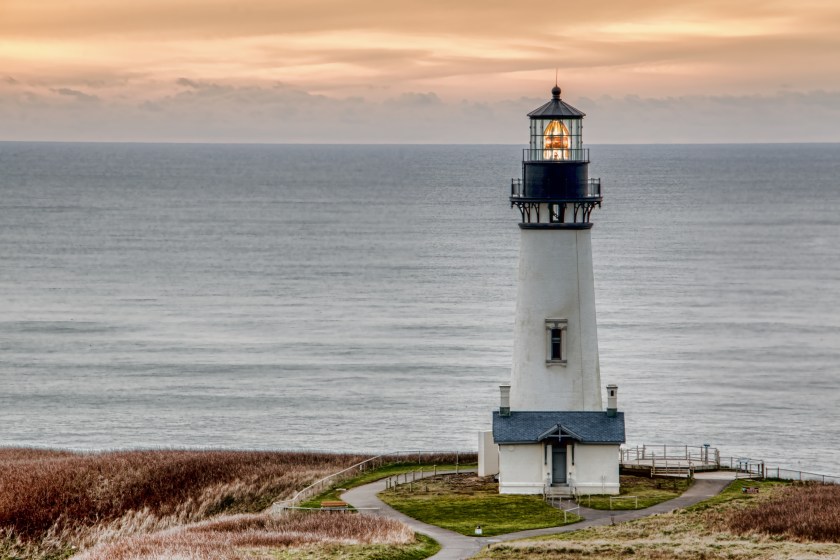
left=270, top=450, right=469, bottom=513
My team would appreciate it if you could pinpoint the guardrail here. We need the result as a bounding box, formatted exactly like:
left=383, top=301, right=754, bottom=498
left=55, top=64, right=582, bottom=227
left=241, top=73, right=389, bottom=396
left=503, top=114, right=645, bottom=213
left=767, top=467, right=840, bottom=484
left=522, top=148, right=590, bottom=162
left=270, top=450, right=473, bottom=513
left=651, top=463, right=694, bottom=478
left=544, top=495, right=581, bottom=522
left=510, top=178, right=601, bottom=199
left=623, top=445, right=839, bottom=485
left=621, top=445, right=719, bottom=466
left=561, top=503, right=580, bottom=522
left=718, top=456, right=840, bottom=484
left=384, top=464, right=465, bottom=493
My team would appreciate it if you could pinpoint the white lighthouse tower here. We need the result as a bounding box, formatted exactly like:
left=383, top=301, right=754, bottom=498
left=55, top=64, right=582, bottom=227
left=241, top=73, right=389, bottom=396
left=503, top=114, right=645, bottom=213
left=478, top=85, right=625, bottom=496
left=509, top=84, right=603, bottom=413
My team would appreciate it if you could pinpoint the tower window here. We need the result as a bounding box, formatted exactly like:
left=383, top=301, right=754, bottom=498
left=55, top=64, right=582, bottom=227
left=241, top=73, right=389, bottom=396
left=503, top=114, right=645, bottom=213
left=545, top=319, right=567, bottom=365
left=550, top=329, right=562, bottom=359
left=549, top=203, right=565, bottom=223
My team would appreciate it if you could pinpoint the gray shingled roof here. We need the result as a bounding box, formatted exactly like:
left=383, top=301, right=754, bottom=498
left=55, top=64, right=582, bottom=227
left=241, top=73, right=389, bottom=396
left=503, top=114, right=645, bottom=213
left=527, top=98, right=586, bottom=119
left=493, top=411, right=625, bottom=444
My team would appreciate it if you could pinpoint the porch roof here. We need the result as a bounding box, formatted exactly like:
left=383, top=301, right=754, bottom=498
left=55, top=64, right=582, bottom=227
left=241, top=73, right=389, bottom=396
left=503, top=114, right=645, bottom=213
left=492, top=411, right=625, bottom=444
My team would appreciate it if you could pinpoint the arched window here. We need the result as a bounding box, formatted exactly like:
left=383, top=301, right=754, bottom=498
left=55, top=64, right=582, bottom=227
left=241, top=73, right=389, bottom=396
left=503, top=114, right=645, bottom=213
left=543, top=120, right=570, bottom=160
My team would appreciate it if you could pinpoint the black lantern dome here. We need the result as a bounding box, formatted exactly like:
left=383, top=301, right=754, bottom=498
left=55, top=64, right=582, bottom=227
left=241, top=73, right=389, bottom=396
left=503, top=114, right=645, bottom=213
left=510, top=86, right=601, bottom=229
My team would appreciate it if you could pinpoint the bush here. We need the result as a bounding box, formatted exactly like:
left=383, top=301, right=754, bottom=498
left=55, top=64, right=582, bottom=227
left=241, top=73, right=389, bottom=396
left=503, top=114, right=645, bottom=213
left=0, top=448, right=369, bottom=552
left=726, top=483, right=840, bottom=542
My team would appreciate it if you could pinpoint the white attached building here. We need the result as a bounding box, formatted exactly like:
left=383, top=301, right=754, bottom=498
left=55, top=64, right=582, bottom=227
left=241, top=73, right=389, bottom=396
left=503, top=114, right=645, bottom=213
left=492, top=410, right=624, bottom=495
left=478, top=85, right=626, bottom=496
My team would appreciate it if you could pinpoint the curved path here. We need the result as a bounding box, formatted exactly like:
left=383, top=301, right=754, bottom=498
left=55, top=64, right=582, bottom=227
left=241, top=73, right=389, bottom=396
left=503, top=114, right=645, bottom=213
left=341, top=471, right=736, bottom=560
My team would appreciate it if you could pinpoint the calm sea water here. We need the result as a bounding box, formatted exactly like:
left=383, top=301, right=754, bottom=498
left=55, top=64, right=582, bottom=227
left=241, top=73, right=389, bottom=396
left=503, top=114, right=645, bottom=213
left=1, top=142, right=838, bottom=474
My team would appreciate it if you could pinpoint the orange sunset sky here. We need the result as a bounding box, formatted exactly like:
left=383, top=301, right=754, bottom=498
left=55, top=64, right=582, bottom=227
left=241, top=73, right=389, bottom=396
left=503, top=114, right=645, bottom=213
left=2, top=0, right=839, bottom=143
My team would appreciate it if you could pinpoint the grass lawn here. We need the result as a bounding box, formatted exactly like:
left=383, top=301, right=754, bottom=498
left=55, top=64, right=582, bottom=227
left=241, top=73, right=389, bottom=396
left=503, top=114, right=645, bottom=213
left=267, top=533, right=440, bottom=560
left=474, top=479, right=840, bottom=560
left=378, top=473, right=581, bottom=537
left=684, top=477, right=791, bottom=512
left=576, top=474, right=692, bottom=510
left=300, top=462, right=476, bottom=508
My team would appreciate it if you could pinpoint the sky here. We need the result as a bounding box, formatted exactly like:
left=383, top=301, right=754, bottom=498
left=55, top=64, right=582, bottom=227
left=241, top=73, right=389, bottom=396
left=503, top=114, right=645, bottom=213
left=2, top=0, right=840, bottom=143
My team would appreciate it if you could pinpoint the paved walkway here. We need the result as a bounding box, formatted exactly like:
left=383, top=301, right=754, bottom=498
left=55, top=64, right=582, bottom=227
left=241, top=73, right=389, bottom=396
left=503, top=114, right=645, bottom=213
left=341, top=471, right=736, bottom=560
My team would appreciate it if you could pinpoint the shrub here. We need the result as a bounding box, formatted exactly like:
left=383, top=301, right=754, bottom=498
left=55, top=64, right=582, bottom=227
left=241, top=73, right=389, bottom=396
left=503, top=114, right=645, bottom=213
left=726, top=483, right=840, bottom=542
left=0, top=448, right=368, bottom=554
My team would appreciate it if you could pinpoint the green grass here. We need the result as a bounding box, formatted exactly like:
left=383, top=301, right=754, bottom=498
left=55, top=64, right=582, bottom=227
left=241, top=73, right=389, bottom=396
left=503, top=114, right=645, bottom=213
left=379, top=474, right=581, bottom=537
left=470, top=479, right=835, bottom=560
left=575, top=475, right=692, bottom=510
left=299, top=463, right=476, bottom=509
left=267, top=533, right=440, bottom=560
left=684, top=477, right=790, bottom=512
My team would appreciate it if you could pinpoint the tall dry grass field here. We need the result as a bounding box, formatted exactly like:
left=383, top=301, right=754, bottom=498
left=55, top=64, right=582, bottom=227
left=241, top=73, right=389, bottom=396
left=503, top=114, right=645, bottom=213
left=0, top=448, right=369, bottom=558
left=476, top=481, right=840, bottom=560
left=726, top=483, right=840, bottom=542
left=74, top=512, right=414, bottom=560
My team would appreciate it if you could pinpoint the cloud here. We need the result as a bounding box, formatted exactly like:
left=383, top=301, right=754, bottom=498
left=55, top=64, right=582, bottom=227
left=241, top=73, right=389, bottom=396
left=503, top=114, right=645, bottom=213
left=582, top=91, right=840, bottom=143
left=52, top=87, right=100, bottom=103
left=2, top=0, right=839, bottom=105
left=385, top=92, right=442, bottom=107
left=176, top=78, right=201, bottom=89
left=1, top=83, right=839, bottom=143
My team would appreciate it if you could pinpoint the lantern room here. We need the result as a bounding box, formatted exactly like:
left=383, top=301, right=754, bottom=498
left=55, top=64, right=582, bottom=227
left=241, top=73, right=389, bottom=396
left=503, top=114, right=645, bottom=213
left=511, top=85, right=601, bottom=224
left=511, top=85, right=602, bottom=227
left=527, top=86, right=585, bottom=162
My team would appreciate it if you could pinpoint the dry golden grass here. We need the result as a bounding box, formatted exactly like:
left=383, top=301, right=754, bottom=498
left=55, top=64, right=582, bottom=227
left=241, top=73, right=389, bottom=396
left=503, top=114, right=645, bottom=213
left=0, top=448, right=369, bottom=558
left=74, top=512, right=414, bottom=560
left=475, top=481, right=840, bottom=560
left=724, top=483, right=840, bottom=542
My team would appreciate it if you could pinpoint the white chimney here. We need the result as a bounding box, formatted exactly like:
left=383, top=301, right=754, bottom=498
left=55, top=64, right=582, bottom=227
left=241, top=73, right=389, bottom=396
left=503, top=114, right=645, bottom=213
left=606, top=384, right=618, bottom=417
left=499, top=385, right=511, bottom=417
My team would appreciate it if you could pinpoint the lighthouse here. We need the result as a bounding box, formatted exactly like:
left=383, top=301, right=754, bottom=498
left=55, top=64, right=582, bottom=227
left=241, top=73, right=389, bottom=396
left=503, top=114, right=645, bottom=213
left=478, top=85, right=625, bottom=496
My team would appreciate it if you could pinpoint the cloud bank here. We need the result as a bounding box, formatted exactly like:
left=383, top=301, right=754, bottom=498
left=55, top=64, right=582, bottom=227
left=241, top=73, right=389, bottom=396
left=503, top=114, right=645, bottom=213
left=1, top=78, right=839, bottom=143
left=2, top=0, right=839, bottom=142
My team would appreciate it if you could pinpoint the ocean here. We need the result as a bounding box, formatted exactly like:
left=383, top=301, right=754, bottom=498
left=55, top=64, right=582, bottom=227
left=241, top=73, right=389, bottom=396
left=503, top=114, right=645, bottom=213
left=1, top=142, right=838, bottom=474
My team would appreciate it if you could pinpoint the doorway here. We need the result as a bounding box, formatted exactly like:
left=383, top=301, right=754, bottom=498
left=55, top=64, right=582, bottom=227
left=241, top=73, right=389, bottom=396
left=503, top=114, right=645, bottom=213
left=552, top=445, right=567, bottom=484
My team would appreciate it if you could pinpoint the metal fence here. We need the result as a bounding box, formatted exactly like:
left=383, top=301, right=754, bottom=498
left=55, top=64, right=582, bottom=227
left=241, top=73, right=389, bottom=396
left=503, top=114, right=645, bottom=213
left=621, top=444, right=719, bottom=466
left=623, top=445, right=839, bottom=485
left=510, top=178, right=601, bottom=199
left=718, top=457, right=840, bottom=484
left=522, top=148, right=590, bottom=162
left=270, top=450, right=473, bottom=513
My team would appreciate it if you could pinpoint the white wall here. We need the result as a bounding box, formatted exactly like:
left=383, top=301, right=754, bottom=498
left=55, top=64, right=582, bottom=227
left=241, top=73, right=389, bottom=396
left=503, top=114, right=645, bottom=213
left=569, top=444, right=620, bottom=495
left=477, top=430, right=499, bottom=476
left=510, top=229, right=602, bottom=412
left=498, top=443, right=548, bottom=494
